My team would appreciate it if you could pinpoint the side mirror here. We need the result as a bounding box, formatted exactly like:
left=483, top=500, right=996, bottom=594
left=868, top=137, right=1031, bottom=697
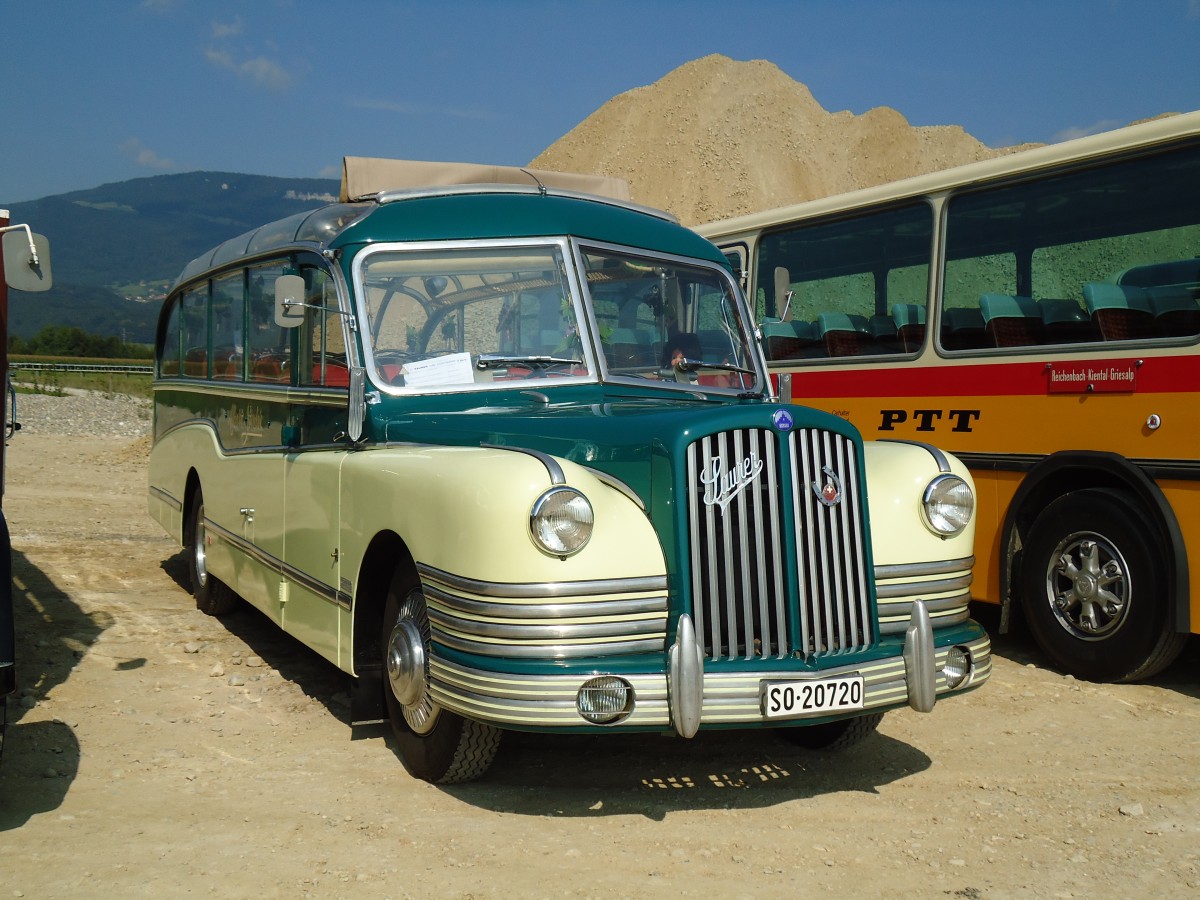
left=2, top=229, right=52, bottom=293
left=274, top=274, right=307, bottom=328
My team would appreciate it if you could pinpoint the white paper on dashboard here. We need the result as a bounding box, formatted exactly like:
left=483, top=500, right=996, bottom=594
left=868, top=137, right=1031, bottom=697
left=402, top=352, right=475, bottom=387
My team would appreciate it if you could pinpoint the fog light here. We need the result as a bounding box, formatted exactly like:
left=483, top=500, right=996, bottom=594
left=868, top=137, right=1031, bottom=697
left=577, top=676, right=634, bottom=725
left=942, top=646, right=972, bottom=689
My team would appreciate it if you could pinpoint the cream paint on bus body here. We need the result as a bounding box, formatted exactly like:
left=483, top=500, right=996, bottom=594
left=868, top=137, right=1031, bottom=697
left=153, top=432, right=670, bottom=673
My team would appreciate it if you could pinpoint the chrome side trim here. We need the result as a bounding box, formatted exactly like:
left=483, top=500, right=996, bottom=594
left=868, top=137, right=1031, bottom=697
left=582, top=466, right=646, bottom=512
left=875, top=572, right=973, bottom=599
left=423, top=583, right=667, bottom=619
left=875, top=556, right=974, bottom=580
left=205, top=518, right=351, bottom=609
left=422, top=575, right=669, bottom=659
left=149, top=485, right=182, bottom=512
left=417, top=563, right=667, bottom=599
left=480, top=443, right=565, bottom=485
left=877, top=439, right=952, bottom=473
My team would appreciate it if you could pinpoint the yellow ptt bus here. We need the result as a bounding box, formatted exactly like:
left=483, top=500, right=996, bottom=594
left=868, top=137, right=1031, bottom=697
left=699, top=111, right=1200, bottom=682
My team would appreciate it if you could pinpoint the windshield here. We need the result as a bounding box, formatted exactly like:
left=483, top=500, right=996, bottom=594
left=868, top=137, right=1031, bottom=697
left=358, top=243, right=592, bottom=390
left=581, top=247, right=760, bottom=392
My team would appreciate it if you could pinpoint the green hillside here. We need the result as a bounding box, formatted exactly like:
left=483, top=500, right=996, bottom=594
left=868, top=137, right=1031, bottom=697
left=4, top=171, right=339, bottom=343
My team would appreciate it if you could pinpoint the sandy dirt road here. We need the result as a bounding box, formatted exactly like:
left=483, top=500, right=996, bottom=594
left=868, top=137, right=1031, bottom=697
left=2, top=430, right=1200, bottom=898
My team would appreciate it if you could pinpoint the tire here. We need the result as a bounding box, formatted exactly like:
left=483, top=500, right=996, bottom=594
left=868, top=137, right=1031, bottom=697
left=1020, top=489, right=1186, bottom=682
left=186, top=489, right=240, bottom=617
left=381, top=568, right=501, bottom=784
left=777, top=712, right=884, bottom=751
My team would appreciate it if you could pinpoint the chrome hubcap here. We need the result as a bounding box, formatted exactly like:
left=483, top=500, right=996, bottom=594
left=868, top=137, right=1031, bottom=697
left=385, top=590, right=438, bottom=734
left=386, top=619, right=426, bottom=708
left=1047, top=534, right=1130, bottom=640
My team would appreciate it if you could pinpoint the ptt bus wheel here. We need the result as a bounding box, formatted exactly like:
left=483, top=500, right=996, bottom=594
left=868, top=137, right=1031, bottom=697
left=777, top=712, right=884, bottom=751
left=186, top=489, right=240, bottom=617
left=381, top=568, right=500, bottom=783
left=1020, top=489, right=1186, bottom=682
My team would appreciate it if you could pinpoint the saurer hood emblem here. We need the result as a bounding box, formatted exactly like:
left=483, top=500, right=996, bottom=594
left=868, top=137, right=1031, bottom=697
left=701, top=452, right=764, bottom=514
left=813, top=465, right=843, bottom=507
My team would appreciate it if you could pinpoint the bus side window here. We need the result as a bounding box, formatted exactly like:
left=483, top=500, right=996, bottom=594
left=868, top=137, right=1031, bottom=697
left=159, top=296, right=182, bottom=377
left=211, top=270, right=245, bottom=381
left=180, top=285, right=208, bottom=378
left=298, top=267, right=350, bottom=387
left=247, top=262, right=292, bottom=384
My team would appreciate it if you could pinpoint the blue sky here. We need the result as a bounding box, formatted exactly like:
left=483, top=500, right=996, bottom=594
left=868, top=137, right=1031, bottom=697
left=2, top=0, right=1198, bottom=205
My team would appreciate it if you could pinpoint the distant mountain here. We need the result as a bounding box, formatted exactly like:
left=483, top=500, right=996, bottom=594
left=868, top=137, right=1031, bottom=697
left=5, top=171, right=338, bottom=343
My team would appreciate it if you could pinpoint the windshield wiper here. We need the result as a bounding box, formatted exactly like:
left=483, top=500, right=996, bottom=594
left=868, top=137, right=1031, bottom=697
left=672, top=357, right=757, bottom=376
left=475, top=354, right=583, bottom=370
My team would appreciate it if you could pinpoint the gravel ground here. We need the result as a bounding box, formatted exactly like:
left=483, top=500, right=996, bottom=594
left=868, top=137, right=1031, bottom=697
left=4, top=390, right=1200, bottom=897
left=11, top=389, right=152, bottom=439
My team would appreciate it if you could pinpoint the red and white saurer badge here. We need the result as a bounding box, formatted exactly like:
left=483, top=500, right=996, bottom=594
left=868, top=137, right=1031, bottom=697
left=813, top=465, right=842, bottom=507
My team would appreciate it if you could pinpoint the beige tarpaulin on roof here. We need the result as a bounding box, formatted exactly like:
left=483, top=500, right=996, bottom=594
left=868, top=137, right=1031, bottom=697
left=340, top=157, right=631, bottom=203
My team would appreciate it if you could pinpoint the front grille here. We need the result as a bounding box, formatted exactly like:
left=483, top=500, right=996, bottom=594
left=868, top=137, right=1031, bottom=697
left=686, top=427, right=872, bottom=660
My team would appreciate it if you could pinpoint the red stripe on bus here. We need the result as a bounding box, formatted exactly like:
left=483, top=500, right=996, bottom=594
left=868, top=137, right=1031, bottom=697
left=782, top=354, right=1200, bottom=399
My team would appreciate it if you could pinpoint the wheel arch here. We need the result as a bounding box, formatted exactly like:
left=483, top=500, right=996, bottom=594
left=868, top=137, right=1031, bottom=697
left=349, top=529, right=418, bottom=725
left=180, top=468, right=202, bottom=545
left=1000, top=450, right=1189, bottom=634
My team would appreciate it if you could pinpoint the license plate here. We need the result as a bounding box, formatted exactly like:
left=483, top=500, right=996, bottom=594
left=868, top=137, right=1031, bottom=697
left=761, top=676, right=865, bottom=719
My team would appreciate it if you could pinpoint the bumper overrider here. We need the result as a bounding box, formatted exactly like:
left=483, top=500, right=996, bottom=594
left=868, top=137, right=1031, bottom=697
left=420, top=564, right=990, bottom=735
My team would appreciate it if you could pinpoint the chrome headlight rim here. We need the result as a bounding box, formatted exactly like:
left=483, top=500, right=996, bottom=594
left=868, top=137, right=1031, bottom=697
left=529, top=486, right=594, bottom=557
left=921, top=473, right=974, bottom=537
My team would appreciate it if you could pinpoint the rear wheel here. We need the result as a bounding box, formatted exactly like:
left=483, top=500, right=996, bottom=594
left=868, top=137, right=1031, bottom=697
left=777, top=712, right=884, bottom=751
left=1020, top=489, right=1185, bottom=682
left=186, top=488, right=240, bottom=616
left=381, top=568, right=500, bottom=783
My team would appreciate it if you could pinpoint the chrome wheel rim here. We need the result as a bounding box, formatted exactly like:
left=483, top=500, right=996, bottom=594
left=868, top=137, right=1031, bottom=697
left=193, top=503, right=209, bottom=588
left=1045, top=531, right=1130, bottom=640
left=386, top=589, right=439, bottom=734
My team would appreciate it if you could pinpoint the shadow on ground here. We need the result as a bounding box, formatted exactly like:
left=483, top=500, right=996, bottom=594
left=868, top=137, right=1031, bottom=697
left=0, top=550, right=105, bottom=829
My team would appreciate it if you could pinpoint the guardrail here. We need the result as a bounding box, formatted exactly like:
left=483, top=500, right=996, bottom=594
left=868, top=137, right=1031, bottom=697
left=10, top=362, right=153, bottom=375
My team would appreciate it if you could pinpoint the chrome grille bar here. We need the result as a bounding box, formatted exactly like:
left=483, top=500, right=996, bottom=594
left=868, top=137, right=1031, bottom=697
left=791, top=428, right=871, bottom=654
left=687, top=428, right=788, bottom=659
left=687, top=426, right=872, bottom=661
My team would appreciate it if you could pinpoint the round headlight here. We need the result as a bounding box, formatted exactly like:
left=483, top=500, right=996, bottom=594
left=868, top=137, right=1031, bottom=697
left=530, top=487, right=594, bottom=557
left=922, top=474, right=974, bottom=537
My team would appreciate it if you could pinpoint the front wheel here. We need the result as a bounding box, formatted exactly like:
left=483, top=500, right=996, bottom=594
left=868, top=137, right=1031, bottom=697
left=1020, top=489, right=1186, bottom=682
left=186, top=488, right=240, bottom=616
left=381, top=569, right=501, bottom=783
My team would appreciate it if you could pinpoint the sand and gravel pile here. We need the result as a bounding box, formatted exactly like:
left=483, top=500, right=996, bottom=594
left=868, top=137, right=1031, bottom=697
left=531, top=54, right=1041, bottom=225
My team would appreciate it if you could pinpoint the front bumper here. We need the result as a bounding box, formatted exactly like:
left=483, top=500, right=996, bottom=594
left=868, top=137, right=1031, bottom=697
left=429, top=601, right=991, bottom=733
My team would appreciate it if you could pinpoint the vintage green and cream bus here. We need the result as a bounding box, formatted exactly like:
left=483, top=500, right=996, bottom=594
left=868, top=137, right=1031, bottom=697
left=148, top=158, right=990, bottom=783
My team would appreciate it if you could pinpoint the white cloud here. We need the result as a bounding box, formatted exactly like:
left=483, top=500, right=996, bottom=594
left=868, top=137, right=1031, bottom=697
left=120, top=138, right=176, bottom=170
left=204, top=13, right=293, bottom=92
left=211, top=17, right=244, bottom=39
left=205, top=47, right=293, bottom=91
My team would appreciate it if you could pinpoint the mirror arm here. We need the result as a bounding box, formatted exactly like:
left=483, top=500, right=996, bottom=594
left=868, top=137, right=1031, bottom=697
left=281, top=298, right=357, bottom=331
left=0, top=224, right=40, bottom=268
